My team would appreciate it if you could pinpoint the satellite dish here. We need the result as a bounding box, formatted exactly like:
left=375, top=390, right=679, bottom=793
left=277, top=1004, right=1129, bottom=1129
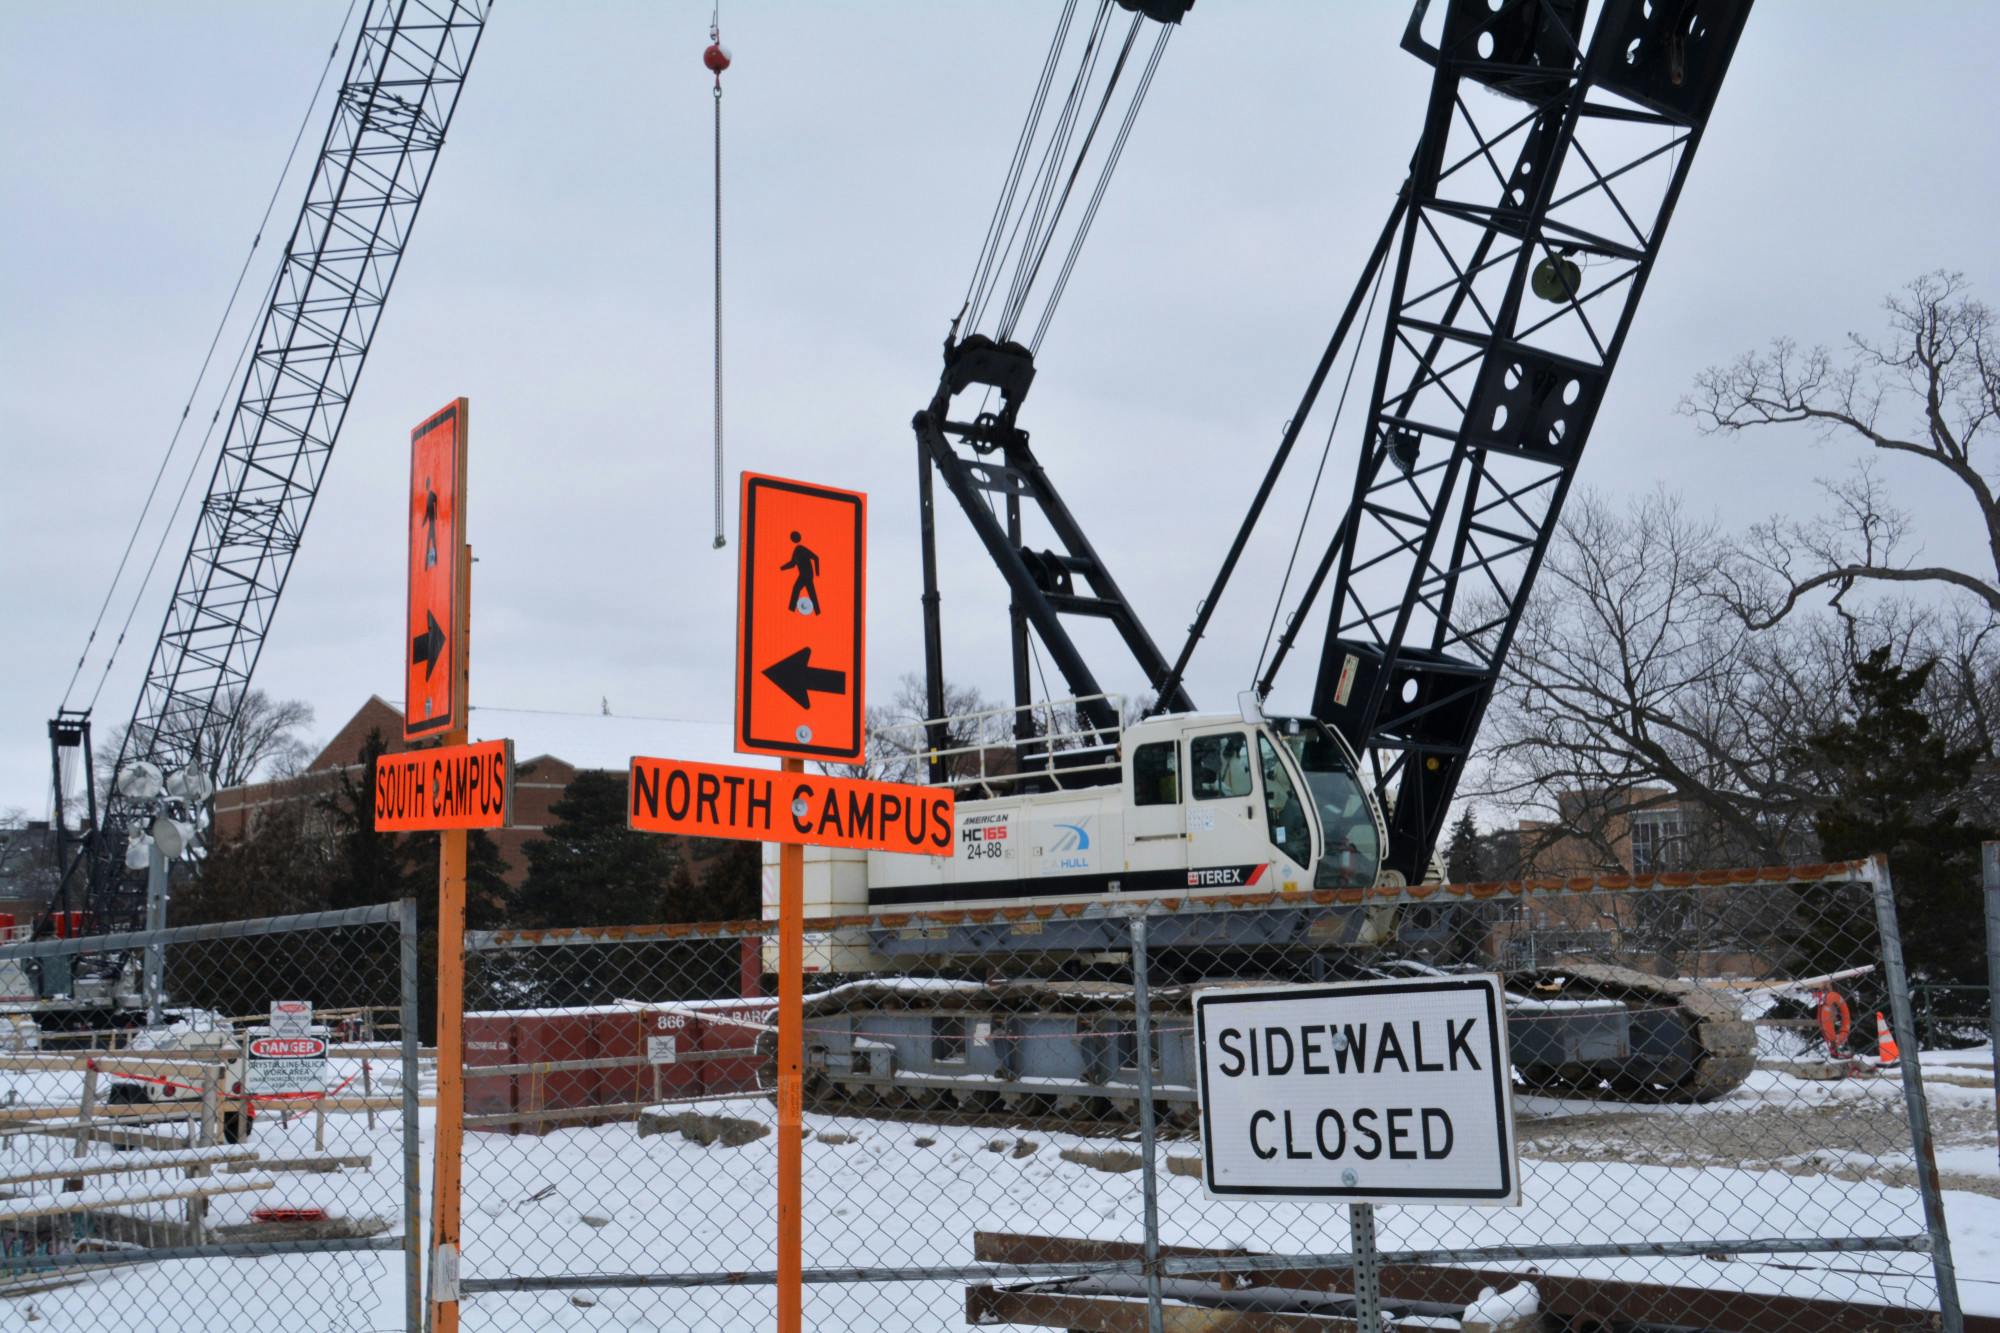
left=117, top=762, right=165, bottom=802
left=125, top=833, right=154, bottom=870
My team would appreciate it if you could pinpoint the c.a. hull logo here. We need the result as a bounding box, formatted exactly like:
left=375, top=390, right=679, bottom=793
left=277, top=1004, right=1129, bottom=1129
left=1045, top=816, right=1094, bottom=871
left=1052, top=821, right=1091, bottom=852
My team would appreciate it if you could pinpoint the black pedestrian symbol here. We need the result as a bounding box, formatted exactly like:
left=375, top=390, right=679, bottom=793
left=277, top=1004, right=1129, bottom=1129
left=423, top=480, right=439, bottom=570
left=781, top=531, right=820, bottom=615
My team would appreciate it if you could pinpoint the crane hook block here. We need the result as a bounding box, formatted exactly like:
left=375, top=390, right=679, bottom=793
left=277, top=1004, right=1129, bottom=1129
left=704, top=42, right=732, bottom=76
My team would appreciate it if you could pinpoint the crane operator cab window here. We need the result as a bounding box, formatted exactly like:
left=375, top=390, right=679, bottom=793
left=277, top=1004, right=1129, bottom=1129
left=1190, top=733, right=1252, bottom=800
left=1275, top=718, right=1381, bottom=889
left=1132, top=740, right=1180, bottom=806
left=1257, top=736, right=1312, bottom=869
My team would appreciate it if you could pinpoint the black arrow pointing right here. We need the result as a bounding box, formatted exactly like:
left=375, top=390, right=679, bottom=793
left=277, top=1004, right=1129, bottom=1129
left=762, top=646, right=847, bottom=709
left=412, top=610, right=446, bottom=680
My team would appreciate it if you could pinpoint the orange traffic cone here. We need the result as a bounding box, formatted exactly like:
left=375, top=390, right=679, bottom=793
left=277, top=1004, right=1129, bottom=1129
left=1873, top=1012, right=1900, bottom=1068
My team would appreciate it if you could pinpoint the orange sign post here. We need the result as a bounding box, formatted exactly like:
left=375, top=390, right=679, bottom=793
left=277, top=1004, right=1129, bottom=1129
left=404, top=399, right=475, bottom=1333
left=735, top=470, right=865, bottom=1333
left=624, top=473, right=935, bottom=1332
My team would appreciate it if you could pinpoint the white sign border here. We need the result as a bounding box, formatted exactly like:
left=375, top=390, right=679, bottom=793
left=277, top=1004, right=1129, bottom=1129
left=1193, top=974, right=1520, bottom=1206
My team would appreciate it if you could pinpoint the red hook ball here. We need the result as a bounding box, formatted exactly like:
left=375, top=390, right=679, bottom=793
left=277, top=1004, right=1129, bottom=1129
left=703, top=42, right=732, bottom=75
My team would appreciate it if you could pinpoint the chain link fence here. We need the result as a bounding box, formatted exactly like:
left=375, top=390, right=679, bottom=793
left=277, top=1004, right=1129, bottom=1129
left=446, top=862, right=1974, bottom=1332
left=0, top=903, right=421, bottom=1332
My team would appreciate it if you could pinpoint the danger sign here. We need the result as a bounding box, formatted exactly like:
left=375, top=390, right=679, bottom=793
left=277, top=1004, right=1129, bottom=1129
left=374, top=739, right=514, bottom=831
left=246, top=1032, right=329, bottom=1097
left=628, top=755, right=952, bottom=857
left=1194, top=975, right=1518, bottom=1204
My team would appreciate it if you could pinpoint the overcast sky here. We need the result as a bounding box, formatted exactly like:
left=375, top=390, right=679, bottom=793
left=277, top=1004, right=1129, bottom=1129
left=4, top=3, right=1997, bottom=818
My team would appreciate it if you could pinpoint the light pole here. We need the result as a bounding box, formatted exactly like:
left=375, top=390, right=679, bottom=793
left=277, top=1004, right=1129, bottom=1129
left=114, top=760, right=211, bottom=1026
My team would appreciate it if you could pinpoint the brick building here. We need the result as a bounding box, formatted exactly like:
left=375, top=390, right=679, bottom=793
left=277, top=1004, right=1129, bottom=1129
left=213, top=696, right=581, bottom=887
left=1483, top=789, right=1778, bottom=978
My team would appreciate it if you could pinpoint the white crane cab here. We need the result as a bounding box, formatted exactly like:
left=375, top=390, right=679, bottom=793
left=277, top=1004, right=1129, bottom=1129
left=763, top=703, right=1388, bottom=944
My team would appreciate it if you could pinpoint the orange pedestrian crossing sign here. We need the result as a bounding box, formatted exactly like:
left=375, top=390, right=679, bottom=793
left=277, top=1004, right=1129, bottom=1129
left=406, top=399, right=466, bottom=742
left=735, top=472, right=865, bottom=763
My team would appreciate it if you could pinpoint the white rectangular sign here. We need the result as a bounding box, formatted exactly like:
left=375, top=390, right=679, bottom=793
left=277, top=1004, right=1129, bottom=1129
left=1194, top=975, right=1518, bottom=1205
left=646, top=1034, right=679, bottom=1065
left=269, top=1000, right=313, bottom=1038
left=245, top=1030, right=329, bottom=1097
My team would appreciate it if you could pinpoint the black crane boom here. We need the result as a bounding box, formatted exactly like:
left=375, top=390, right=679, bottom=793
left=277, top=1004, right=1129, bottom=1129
left=1298, top=0, right=1753, bottom=880
left=73, top=0, right=491, bottom=928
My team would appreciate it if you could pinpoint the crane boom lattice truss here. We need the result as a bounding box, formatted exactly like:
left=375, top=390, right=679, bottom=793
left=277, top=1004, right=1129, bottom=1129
left=89, top=0, right=491, bottom=925
left=1281, top=0, right=1751, bottom=882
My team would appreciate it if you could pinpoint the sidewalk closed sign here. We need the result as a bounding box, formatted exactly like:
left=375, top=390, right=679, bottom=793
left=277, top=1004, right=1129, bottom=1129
left=1194, top=976, right=1518, bottom=1205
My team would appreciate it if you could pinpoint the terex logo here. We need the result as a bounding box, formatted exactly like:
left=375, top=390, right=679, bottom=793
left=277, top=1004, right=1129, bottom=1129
left=1188, top=865, right=1267, bottom=888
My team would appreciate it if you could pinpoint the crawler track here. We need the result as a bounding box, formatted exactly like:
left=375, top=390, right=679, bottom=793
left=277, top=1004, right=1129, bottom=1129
left=786, top=966, right=1755, bottom=1133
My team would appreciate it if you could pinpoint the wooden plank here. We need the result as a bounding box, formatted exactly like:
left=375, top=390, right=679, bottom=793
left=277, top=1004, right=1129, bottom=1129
left=0, top=1103, right=199, bottom=1127
left=0, top=1054, right=232, bottom=1076
left=966, top=1285, right=1343, bottom=1332
left=0, top=1176, right=276, bottom=1223
left=31, top=1123, right=192, bottom=1152
left=223, top=1154, right=371, bottom=1175
left=1, top=1146, right=260, bottom=1186
left=969, top=1234, right=1986, bottom=1333
left=463, top=1095, right=741, bottom=1130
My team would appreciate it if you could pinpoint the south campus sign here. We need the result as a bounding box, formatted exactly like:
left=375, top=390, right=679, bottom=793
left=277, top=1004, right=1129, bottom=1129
left=1193, top=975, right=1519, bottom=1205
left=375, top=739, right=514, bottom=833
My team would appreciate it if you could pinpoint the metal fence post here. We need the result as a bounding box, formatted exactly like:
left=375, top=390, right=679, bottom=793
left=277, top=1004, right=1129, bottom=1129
left=400, top=897, right=423, bottom=1333
left=1128, top=914, right=1165, bottom=1333
left=1868, top=855, right=1964, bottom=1332
left=1984, top=842, right=2000, bottom=1176
left=143, top=839, right=169, bottom=1025
left=1349, top=1202, right=1382, bottom=1332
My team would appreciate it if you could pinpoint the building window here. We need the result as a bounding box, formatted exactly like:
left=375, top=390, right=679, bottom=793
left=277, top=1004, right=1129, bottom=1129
left=1630, top=810, right=1684, bottom=873
left=1133, top=741, right=1180, bottom=806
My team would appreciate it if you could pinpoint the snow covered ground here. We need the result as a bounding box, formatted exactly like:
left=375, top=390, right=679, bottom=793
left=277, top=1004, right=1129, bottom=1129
left=1, top=1050, right=1994, bottom=1331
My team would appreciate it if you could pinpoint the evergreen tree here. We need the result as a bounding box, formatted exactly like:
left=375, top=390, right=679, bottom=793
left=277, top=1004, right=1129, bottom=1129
left=1444, top=807, right=1486, bottom=883
left=515, top=770, right=684, bottom=927
left=671, top=838, right=762, bottom=922
left=1799, top=647, right=1992, bottom=992
left=323, top=730, right=409, bottom=912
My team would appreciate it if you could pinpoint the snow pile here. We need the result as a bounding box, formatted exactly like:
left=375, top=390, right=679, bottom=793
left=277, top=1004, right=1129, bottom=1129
left=1459, top=1281, right=1539, bottom=1331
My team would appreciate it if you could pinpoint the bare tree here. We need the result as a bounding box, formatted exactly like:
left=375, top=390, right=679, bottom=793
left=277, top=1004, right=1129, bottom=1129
left=822, top=674, right=991, bottom=783
left=97, top=689, right=317, bottom=792
left=1684, top=270, right=2000, bottom=625
left=1470, top=491, right=1854, bottom=868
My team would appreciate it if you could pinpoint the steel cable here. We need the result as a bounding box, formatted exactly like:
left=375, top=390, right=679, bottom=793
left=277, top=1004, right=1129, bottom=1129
left=59, top=0, right=362, bottom=710
left=999, top=10, right=1143, bottom=344
left=1253, top=249, right=1391, bottom=688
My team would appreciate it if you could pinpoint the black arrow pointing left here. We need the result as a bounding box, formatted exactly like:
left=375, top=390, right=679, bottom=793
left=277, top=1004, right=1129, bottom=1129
left=412, top=610, right=446, bottom=679
left=762, top=646, right=847, bottom=709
